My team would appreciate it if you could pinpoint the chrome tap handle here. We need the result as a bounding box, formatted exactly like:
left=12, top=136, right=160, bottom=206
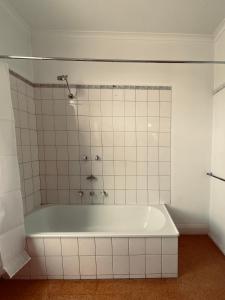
left=82, top=155, right=88, bottom=161
left=101, top=190, right=108, bottom=197
left=78, top=191, right=84, bottom=197
left=95, top=155, right=100, bottom=161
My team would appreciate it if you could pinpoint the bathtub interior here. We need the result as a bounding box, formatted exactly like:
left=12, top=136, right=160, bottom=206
left=25, top=204, right=179, bottom=237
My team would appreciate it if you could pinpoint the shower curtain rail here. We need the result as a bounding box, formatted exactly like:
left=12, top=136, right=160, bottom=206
left=207, top=172, right=225, bottom=182
left=1, top=55, right=225, bottom=64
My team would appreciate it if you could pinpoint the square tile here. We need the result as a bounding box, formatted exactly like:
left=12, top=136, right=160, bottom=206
left=160, top=176, right=171, bottom=190
left=162, top=238, right=178, bottom=254
left=129, top=238, right=145, bottom=255
left=130, top=255, right=145, bottom=275
left=162, top=255, right=178, bottom=274
left=80, top=255, right=96, bottom=276
left=44, top=238, right=62, bottom=256
left=45, top=256, right=63, bottom=276
left=126, top=190, right=137, bottom=204
left=112, top=238, right=129, bottom=255
left=148, top=102, right=159, bottom=116
left=78, top=238, right=95, bottom=255
left=148, top=89, right=159, bottom=101
left=62, top=256, right=80, bottom=276
left=160, top=90, right=171, bottom=102
left=160, top=102, right=171, bottom=117
left=146, top=238, right=162, bottom=254
left=61, top=238, right=79, bottom=256
left=160, top=191, right=171, bottom=204
left=95, top=238, right=112, bottom=255
left=96, top=256, right=113, bottom=275
left=160, top=118, right=171, bottom=132
left=146, top=255, right=161, bottom=274
left=136, top=89, right=147, bottom=101
left=113, top=255, right=129, bottom=275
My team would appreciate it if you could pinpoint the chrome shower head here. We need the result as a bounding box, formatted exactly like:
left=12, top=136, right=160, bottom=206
left=57, top=75, right=68, bottom=81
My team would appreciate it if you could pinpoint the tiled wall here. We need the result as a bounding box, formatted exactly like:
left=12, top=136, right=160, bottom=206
left=35, top=86, right=172, bottom=205
left=15, top=237, right=178, bottom=279
left=9, top=73, right=41, bottom=214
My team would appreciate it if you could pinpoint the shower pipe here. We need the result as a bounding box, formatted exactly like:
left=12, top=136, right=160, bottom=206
left=1, top=55, right=225, bottom=64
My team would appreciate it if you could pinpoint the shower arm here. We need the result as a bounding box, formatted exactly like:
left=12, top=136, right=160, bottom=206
left=57, top=75, right=74, bottom=99
left=64, top=77, right=74, bottom=99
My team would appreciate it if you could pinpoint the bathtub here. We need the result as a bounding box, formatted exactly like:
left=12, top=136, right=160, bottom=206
left=19, top=205, right=179, bottom=279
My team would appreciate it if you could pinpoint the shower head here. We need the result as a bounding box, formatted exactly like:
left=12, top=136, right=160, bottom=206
left=57, top=75, right=68, bottom=81
left=56, top=74, right=75, bottom=99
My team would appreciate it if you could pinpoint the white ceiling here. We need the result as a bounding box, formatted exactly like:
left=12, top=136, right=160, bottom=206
left=6, top=0, right=225, bottom=34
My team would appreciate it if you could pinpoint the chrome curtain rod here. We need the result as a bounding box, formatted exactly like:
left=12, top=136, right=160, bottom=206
left=1, top=55, right=225, bottom=64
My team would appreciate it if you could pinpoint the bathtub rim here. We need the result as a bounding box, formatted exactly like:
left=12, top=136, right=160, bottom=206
left=25, top=204, right=179, bottom=238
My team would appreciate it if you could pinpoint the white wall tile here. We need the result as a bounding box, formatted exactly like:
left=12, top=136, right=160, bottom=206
left=45, top=256, right=63, bottom=276
left=44, top=238, right=62, bottom=256
left=148, top=90, right=159, bottom=101
left=62, top=256, right=80, bottom=276
left=124, top=89, right=135, bottom=101
left=130, top=255, right=145, bottom=275
left=112, top=238, right=129, bottom=255
left=126, top=190, right=137, bottom=204
left=160, top=191, right=171, bottom=204
left=146, top=238, right=162, bottom=254
left=115, top=190, right=126, bottom=205
left=89, top=88, right=100, bottom=100
left=96, top=256, right=113, bottom=275
left=101, top=89, right=112, bottom=101
left=162, top=238, right=178, bottom=254
left=148, top=102, right=160, bottom=116
left=160, top=176, right=171, bottom=190
left=129, top=238, right=145, bottom=255
left=160, top=118, right=171, bottom=132
left=61, top=238, right=79, bottom=256
left=113, top=256, right=129, bottom=275
left=160, top=90, right=171, bottom=102
left=162, top=255, right=178, bottom=274
left=79, top=255, right=96, bottom=275
left=136, top=89, right=147, bottom=101
left=78, top=238, right=95, bottom=255
left=160, top=102, right=171, bottom=117
left=146, top=255, right=161, bottom=274
left=95, top=238, right=112, bottom=255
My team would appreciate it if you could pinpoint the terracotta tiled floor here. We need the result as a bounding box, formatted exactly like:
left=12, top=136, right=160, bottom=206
left=1, top=235, right=225, bottom=300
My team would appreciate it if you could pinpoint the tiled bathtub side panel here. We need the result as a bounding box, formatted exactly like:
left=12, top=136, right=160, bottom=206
left=9, top=74, right=41, bottom=214
left=14, top=237, right=178, bottom=279
left=35, top=86, right=172, bottom=206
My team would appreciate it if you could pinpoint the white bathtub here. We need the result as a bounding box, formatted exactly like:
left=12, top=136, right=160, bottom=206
left=20, top=205, right=179, bottom=280
left=25, top=204, right=179, bottom=237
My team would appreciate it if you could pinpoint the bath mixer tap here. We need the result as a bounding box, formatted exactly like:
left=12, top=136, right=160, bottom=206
left=89, top=191, right=95, bottom=196
left=78, top=191, right=84, bottom=197
left=101, top=190, right=108, bottom=197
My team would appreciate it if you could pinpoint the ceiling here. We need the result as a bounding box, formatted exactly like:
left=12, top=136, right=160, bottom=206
left=6, top=0, right=225, bottom=34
